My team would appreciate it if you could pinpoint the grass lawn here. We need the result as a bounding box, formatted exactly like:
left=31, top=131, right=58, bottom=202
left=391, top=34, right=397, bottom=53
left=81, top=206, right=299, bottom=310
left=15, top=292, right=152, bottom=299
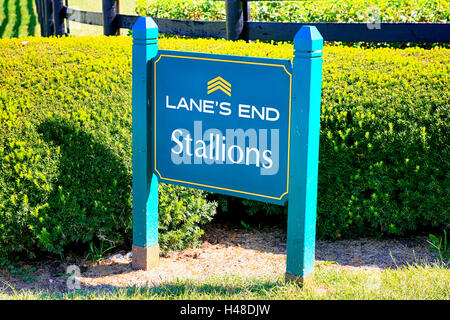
left=0, top=0, right=39, bottom=38
left=1, top=262, right=449, bottom=300
left=68, top=0, right=138, bottom=14
left=0, top=0, right=139, bottom=38
left=62, top=0, right=139, bottom=37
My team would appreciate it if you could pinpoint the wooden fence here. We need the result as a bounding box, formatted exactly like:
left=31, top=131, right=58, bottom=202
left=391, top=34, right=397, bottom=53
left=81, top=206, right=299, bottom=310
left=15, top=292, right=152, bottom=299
left=35, top=0, right=450, bottom=42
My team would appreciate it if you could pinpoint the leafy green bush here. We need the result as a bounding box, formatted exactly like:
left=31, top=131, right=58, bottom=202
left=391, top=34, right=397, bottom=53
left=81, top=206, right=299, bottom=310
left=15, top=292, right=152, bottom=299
left=0, top=36, right=217, bottom=258
left=136, top=0, right=226, bottom=21
left=0, top=36, right=448, bottom=259
left=136, top=0, right=449, bottom=48
left=159, top=184, right=217, bottom=251
left=136, top=0, right=449, bottom=23
left=151, top=37, right=448, bottom=239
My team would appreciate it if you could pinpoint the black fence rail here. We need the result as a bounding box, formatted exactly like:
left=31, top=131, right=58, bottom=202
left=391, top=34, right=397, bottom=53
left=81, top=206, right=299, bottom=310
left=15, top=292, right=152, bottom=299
left=36, top=0, right=450, bottom=43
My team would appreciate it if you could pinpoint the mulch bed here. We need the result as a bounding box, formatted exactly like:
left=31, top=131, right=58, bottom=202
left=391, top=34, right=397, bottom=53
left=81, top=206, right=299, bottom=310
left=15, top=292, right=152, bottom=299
left=0, top=224, right=442, bottom=294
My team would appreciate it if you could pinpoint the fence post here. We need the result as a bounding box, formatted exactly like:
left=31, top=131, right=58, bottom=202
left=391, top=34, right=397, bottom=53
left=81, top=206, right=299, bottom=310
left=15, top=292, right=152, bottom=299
left=42, top=0, right=54, bottom=36
left=35, top=0, right=43, bottom=36
left=53, top=0, right=65, bottom=36
left=65, top=0, right=70, bottom=34
left=225, top=0, right=244, bottom=40
left=102, top=0, right=119, bottom=36
left=286, top=26, right=323, bottom=286
left=242, top=0, right=250, bottom=41
left=131, top=17, right=160, bottom=271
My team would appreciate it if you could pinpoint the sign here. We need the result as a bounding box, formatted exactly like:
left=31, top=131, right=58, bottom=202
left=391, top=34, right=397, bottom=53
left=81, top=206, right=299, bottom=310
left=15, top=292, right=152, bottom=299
left=153, top=51, right=292, bottom=204
left=131, top=17, right=324, bottom=285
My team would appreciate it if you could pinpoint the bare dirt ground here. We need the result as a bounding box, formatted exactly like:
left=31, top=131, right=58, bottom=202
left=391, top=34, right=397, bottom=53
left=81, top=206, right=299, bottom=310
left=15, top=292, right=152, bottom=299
left=0, top=225, right=443, bottom=294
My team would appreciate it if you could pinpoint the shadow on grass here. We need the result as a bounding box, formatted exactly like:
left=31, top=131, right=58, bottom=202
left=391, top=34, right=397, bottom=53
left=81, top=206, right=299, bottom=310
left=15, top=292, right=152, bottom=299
left=1, top=0, right=37, bottom=38
left=27, top=0, right=36, bottom=36
left=12, top=0, right=21, bottom=37
left=114, top=279, right=282, bottom=298
left=0, top=0, right=9, bottom=38
left=37, top=278, right=286, bottom=299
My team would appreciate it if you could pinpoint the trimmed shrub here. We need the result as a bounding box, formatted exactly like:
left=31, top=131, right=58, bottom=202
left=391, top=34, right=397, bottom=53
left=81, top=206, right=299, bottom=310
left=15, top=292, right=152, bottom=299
left=135, top=0, right=450, bottom=49
left=136, top=0, right=449, bottom=23
left=0, top=36, right=448, bottom=258
left=159, top=184, right=217, bottom=251
left=0, top=36, right=217, bottom=257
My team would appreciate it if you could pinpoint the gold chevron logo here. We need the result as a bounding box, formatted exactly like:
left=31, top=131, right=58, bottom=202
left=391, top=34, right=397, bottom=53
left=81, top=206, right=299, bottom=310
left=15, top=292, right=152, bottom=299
left=207, top=76, right=231, bottom=96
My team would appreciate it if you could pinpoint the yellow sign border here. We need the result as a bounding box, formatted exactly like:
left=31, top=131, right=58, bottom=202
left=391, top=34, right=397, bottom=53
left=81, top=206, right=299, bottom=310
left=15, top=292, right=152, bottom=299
left=153, top=53, right=292, bottom=201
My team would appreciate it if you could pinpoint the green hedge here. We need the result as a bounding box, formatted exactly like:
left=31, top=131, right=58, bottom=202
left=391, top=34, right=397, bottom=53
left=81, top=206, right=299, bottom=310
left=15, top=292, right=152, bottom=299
left=0, top=36, right=217, bottom=258
left=135, top=0, right=450, bottom=48
left=135, top=0, right=449, bottom=23
left=0, top=36, right=448, bottom=258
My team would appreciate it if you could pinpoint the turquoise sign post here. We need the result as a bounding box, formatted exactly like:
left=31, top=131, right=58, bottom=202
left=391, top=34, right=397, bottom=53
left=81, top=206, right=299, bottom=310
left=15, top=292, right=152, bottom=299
left=131, top=17, right=323, bottom=284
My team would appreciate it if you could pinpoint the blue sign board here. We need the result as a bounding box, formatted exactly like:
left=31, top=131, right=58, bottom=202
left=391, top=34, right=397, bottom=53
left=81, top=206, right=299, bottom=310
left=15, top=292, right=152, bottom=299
left=153, top=51, right=292, bottom=204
